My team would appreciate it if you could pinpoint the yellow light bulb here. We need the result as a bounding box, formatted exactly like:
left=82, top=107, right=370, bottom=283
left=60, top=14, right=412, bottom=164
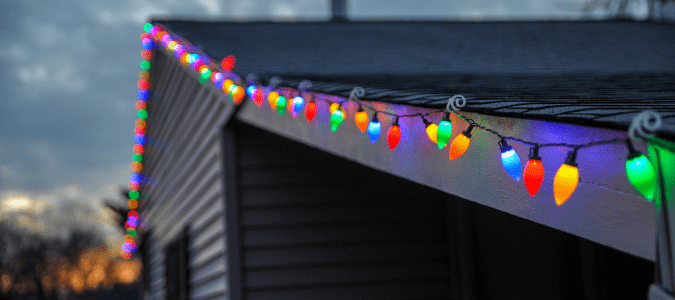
left=553, top=151, right=579, bottom=206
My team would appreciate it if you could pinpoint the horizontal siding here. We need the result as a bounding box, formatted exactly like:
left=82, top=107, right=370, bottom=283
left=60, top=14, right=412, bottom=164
left=143, top=51, right=228, bottom=300
left=233, top=123, right=453, bottom=300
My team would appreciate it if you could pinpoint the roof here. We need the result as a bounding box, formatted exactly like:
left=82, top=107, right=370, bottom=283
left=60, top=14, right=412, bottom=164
left=154, top=19, right=675, bottom=140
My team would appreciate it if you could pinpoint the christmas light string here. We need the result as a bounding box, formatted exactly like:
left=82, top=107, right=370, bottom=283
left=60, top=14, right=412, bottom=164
left=130, top=24, right=665, bottom=255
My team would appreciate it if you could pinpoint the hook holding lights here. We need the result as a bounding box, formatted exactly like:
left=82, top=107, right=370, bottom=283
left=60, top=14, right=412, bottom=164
left=447, top=94, right=467, bottom=112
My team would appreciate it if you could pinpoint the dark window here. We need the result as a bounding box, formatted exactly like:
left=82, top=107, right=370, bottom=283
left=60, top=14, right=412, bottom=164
left=165, top=227, right=189, bottom=300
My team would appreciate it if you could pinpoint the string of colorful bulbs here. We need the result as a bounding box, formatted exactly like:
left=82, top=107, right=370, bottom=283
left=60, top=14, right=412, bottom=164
left=125, top=23, right=662, bottom=256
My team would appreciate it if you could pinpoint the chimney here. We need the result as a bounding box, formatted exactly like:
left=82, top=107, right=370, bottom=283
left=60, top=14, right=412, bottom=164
left=331, top=0, right=347, bottom=22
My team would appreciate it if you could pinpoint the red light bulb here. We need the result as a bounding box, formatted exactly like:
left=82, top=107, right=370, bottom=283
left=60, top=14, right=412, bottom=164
left=387, top=118, right=402, bottom=151
left=221, top=55, right=235, bottom=71
left=305, top=101, right=317, bottom=123
left=523, top=147, right=545, bottom=197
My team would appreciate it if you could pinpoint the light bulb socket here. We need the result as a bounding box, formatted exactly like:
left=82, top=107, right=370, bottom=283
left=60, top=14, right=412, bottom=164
left=462, top=125, right=474, bottom=138
left=393, top=116, right=400, bottom=127
left=358, top=105, right=365, bottom=113
left=564, top=150, right=578, bottom=167
left=422, top=116, right=432, bottom=127
left=626, top=140, right=642, bottom=160
left=529, top=146, right=542, bottom=160
left=498, top=138, right=512, bottom=153
left=371, top=112, right=379, bottom=123
left=441, top=111, right=450, bottom=121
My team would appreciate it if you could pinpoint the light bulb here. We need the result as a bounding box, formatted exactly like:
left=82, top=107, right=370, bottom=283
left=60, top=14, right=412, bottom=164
left=251, top=87, right=264, bottom=106
left=422, top=117, right=438, bottom=144
left=553, top=150, right=579, bottom=206
left=523, top=146, right=544, bottom=197
left=268, top=91, right=279, bottom=110
left=305, top=101, right=317, bottom=123
left=355, top=108, right=369, bottom=132
left=291, top=96, right=304, bottom=118
left=387, top=118, right=401, bottom=151
left=436, top=112, right=452, bottom=149
left=221, top=55, right=235, bottom=71
left=499, top=138, right=522, bottom=181
left=449, top=125, right=474, bottom=160
left=230, top=85, right=245, bottom=105
left=330, top=108, right=344, bottom=132
left=626, top=143, right=656, bottom=201
left=367, top=113, right=381, bottom=143
left=329, top=102, right=340, bottom=114
left=276, top=96, right=287, bottom=116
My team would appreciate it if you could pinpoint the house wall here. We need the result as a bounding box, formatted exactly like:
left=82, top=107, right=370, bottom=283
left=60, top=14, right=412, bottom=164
left=141, top=51, right=230, bottom=300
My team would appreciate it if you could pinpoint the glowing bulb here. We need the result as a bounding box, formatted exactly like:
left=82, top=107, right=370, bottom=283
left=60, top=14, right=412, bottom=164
left=140, top=60, right=151, bottom=71
left=422, top=117, right=438, bottom=144
left=230, top=85, right=245, bottom=105
left=276, top=96, right=287, bottom=116
left=250, top=87, right=264, bottom=106
left=355, top=108, right=369, bottom=132
left=128, top=182, right=139, bottom=191
left=499, top=138, right=522, bottom=181
left=128, top=211, right=139, bottom=219
left=128, top=199, right=138, bottom=210
left=141, top=50, right=152, bottom=60
left=436, top=112, right=452, bottom=149
left=387, top=118, right=402, bottom=150
left=329, top=102, right=340, bottom=114
left=137, top=110, right=148, bottom=120
left=449, top=125, right=473, bottom=160
left=626, top=145, right=656, bottom=201
left=135, top=101, right=147, bottom=111
left=330, top=108, right=344, bottom=132
left=137, top=90, right=148, bottom=100
left=268, top=91, right=279, bottom=110
left=523, top=146, right=544, bottom=197
left=199, top=68, right=211, bottom=83
left=221, top=55, right=235, bottom=71
left=305, top=101, right=317, bottom=123
left=553, top=150, right=579, bottom=206
left=129, top=190, right=140, bottom=200
left=132, top=153, right=143, bottom=162
left=223, top=79, right=234, bottom=93
left=180, top=53, right=189, bottom=66
left=212, top=72, right=224, bottom=88
left=291, top=96, right=305, bottom=118
left=143, top=23, right=152, bottom=32
left=367, top=113, right=381, bottom=143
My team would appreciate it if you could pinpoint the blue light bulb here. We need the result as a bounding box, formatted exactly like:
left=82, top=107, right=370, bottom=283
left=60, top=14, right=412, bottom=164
left=134, top=134, right=146, bottom=145
left=367, top=113, right=381, bottom=143
left=499, top=139, right=522, bottom=181
left=246, top=85, right=256, bottom=98
left=291, top=96, right=304, bottom=118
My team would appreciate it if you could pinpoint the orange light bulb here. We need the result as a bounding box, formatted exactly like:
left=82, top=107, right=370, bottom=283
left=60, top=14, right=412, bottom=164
left=355, top=108, right=369, bottom=132
left=553, top=150, right=579, bottom=206
left=329, top=102, right=340, bottom=114
left=449, top=125, right=474, bottom=160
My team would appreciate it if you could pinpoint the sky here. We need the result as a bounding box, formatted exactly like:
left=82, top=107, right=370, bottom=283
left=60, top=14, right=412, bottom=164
left=0, top=0, right=648, bottom=208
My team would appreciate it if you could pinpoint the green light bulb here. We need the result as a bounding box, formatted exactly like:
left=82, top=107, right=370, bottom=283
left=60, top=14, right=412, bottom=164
left=626, top=153, right=657, bottom=201
left=330, top=109, right=344, bottom=132
left=129, top=190, right=140, bottom=200
left=137, top=110, right=148, bottom=119
left=436, top=112, right=452, bottom=149
left=140, top=60, right=151, bottom=71
left=132, top=154, right=143, bottom=162
left=276, top=96, right=287, bottom=116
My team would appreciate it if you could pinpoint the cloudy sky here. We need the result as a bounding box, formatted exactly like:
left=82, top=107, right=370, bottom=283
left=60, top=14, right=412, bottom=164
left=0, top=0, right=647, bottom=206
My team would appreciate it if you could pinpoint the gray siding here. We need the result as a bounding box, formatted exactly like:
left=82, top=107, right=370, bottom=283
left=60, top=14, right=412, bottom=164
left=142, top=51, right=229, bottom=300
left=229, top=123, right=454, bottom=300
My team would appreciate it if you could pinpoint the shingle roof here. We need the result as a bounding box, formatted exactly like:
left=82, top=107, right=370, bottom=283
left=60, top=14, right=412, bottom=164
left=154, top=19, right=675, bottom=140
